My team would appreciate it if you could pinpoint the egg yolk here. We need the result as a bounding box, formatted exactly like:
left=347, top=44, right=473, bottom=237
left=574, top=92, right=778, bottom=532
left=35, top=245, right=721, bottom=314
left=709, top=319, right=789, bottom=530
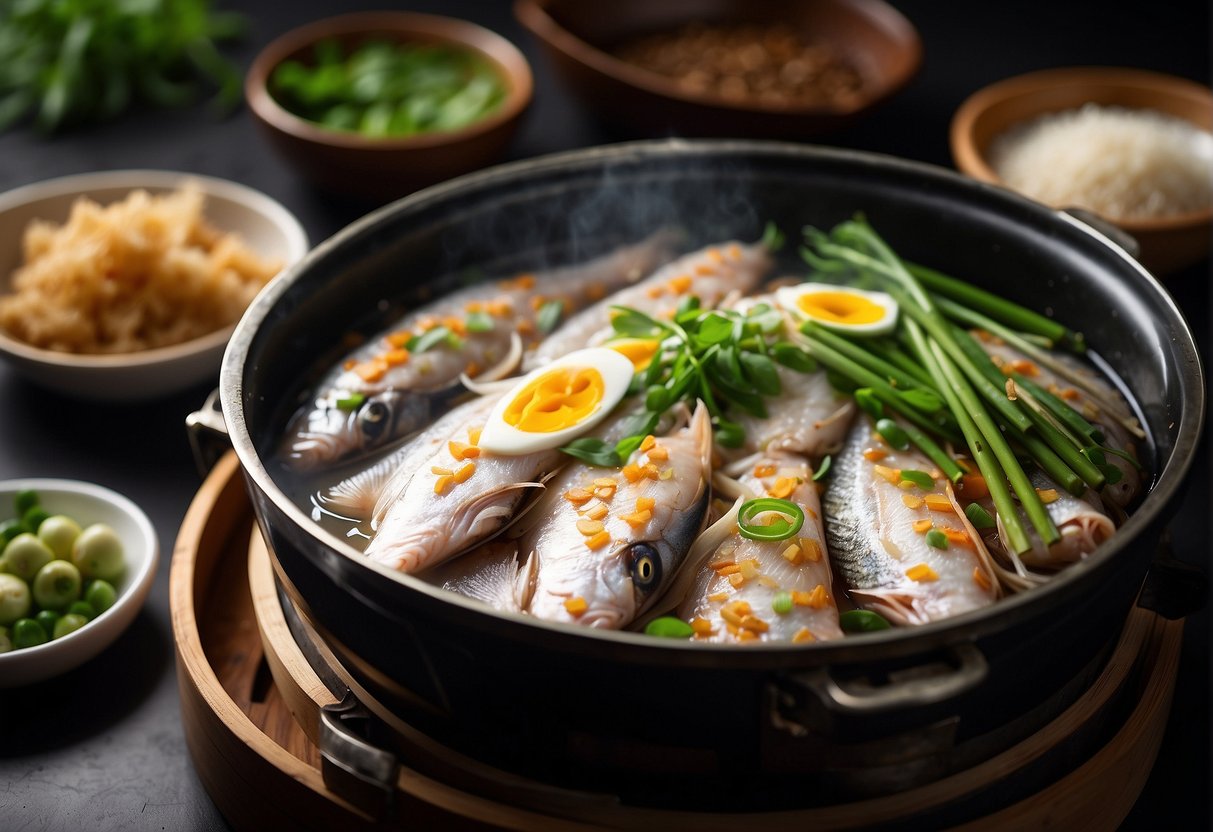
left=608, top=338, right=660, bottom=371
left=504, top=367, right=604, bottom=433
left=798, top=291, right=885, bottom=326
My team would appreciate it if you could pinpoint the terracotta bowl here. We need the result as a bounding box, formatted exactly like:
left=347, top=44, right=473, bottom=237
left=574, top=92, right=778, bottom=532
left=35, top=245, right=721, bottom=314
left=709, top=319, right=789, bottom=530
left=950, top=67, right=1213, bottom=276
left=514, top=0, right=921, bottom=139
left=246, top=12, right=534, bottom=203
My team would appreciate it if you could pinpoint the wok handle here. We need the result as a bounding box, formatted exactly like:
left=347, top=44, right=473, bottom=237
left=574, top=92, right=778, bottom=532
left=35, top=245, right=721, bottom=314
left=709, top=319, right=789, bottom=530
left=185, top=387, right=231, bottom=477
left=319, top=690, right=400, bottom=820
left=782, top=642, right=988, bottom=718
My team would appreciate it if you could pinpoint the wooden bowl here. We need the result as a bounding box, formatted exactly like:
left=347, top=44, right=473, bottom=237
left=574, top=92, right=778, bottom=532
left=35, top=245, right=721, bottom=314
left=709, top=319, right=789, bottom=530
left=246, top=12, right=533, bottom=203
left=950, top=67, right=1213, bottom=275
left=514, top=0, right=921, bottom=139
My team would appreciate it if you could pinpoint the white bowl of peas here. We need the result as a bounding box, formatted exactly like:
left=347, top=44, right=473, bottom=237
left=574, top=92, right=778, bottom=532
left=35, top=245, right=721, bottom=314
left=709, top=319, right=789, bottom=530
left=0, top=479, right=157, bottom=687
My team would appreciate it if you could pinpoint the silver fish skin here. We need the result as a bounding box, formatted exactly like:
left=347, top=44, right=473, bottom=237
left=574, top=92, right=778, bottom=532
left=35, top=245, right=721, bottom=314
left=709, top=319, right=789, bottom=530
left=822, top=421, right=998, bottom=626
left=675, top=454, right=843, bottom=643
left=363, top=394, right=564, bottom=574
left=281, top=232, right=680, bottom=471
left=524, top=240, right=772, bottom=371
left=514, top=403, right=713, bottom=629
left=979, top=337, right=1144, bottom=508
left=419, top=541, right=535, bottom=614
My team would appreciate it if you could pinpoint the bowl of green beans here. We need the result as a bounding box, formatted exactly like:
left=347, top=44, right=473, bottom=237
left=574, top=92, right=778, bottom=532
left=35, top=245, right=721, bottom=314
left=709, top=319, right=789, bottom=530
left=246, top=12, right=533, bottom=203
left=0, top=480, right=158, bottom=687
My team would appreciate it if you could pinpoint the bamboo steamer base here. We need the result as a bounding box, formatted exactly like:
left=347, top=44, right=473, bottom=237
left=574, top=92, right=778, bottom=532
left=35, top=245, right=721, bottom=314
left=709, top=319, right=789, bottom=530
left=172, top=453, right=1183, bottom=831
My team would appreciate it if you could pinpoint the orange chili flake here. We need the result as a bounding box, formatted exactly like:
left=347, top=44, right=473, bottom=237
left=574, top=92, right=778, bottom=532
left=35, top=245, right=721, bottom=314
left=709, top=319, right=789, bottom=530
left=585, top=530, right=611, bottom=550
left=873, top=465, right=901, bottom=484
left=621, top=509, right=653, bottom=527
left=645, top=285, right=665, bottom=299
left=587, top=284, right=606, bottom=301
left=434, top=475, right=454, bottom=495
left=576, top=519, right=605, bottom=536
left=647, top=445, right=669, bottom=461
left=912, top=519, right=934, bottom=533
left=622, top=463, right=643, bottom=483
left=386, top=331, right=411, bottom=348
left=691, top=617, right=714, bottom=635
left=726, top=243, right=741, bottom=260
left=728, top=573, right=746, bottom=588
left=342, top=359, right=357, bottom=371
left=781, top=543, right=803, bottom=565
left=792, top=628, right=816, bottom=644
left=668, top=274, right=693, bottom=294
left=862, top=448, right=888, bottom=462
left=585, top=503, right=609, bottom=521
left=898, top=480, right=918, bottom=491
left=416, top=316, right=440, bottom=331
left=448, top=440, right=480, bottom=460
left=639, top=435, right=656, bottom=452
left=516, top=319, right=535, bottom=337
left=737, top=629, right=759, bottom=642
left=906, top=563, right=939, bottom=582
left=431, top=466, right=453, bottom=475
left=708, top=558, right=736, bottom=571
left=1010, top=359, right=1039, bottom=376
left=467, top=426, right=483, bottom=445
left=464, top=301, right=484, bottom=314
left=800, top=537, right=822, bottom=562
left=768, top=477, right=797, bottom=499
left=807, top=584, right=829, bottom=609
left=641, top=463, right=661, bottom=480
left=707, top=592, right=730, bottom=603
left=1060, top=388, right=1081, bottom=401
left=694, top=263, right=715, bottom=276
left=564, top=488, right=593, bottom=505
left=739, top=615, right=769, bottom=634
left=706, top=248, right=723, bottom=263
left=1036, top=488, right=1060, bottom=504
left=465, top=361, right=481, bottom=377
left=753, top=463, right=777, bottom=478
left=941, top=527, right=972, bottom=547
left=384, top=348, right=410, bottom=367
left=487, top=299, right=513, bottom=317
left=902, top=494, right=924, bottom=509
left=563, top=597, right=588, bottom=616
left=636, top=496, right=655, bottom=512
left=959, top=473, right=989, bottom=500
left=923, top=494, right=955, bottom=513
left=454, top=462, right=476, bottom=483
left=442, top=316, right=467, bottom=336
left=354, top=360, right=387, bottom=383
left=739, top=559, right=761, bottom=580
left=973, top=568, right=993, bottom=592
left=715, top=563, right=741, bottom=576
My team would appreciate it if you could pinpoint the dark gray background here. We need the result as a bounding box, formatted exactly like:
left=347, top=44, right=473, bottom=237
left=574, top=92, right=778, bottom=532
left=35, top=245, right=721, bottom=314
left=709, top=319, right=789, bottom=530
left=0, top=1, right=1208, bottom=829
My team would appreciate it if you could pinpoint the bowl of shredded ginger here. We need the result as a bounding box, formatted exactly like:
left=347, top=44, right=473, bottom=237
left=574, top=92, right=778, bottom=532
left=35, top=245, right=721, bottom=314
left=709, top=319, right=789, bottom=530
left=245, top=12, right=533, bottom=203
left=950, top=67, right=1213, bottom=275
left=0, top=171, right=309, bottom=401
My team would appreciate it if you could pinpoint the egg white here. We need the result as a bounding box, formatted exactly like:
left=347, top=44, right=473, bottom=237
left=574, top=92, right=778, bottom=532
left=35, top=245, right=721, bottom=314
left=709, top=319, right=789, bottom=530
left=478, top=347, right=635, bottom=455
left=775, top=282, right=899, bottom=336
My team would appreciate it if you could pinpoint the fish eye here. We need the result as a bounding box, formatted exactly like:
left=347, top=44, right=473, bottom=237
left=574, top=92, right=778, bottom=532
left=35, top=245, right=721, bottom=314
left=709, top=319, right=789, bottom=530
left=629, top=543, right=661, bottom=589
left=358, top=400, right=390, bottom=439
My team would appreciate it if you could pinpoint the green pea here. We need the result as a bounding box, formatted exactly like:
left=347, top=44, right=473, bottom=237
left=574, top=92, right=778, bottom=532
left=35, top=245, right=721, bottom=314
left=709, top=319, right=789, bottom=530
left=2, top=533, right=53, bottom=581
left=643, top=616, right=695, bottom=638
left=0, top=573, right=32, bottom=625
left=14, top=488, right=39, bottom=516
left=67, top=600, right=95, bottom=620
left=12, top=616, right=48, bottom=649
left=0, top=518, right=23, bottom=543
left=84, top=579, right=117, bottom=614
left=22, top=506, right=50, bottom=534
left=925, top=528, right=949, bottom=549
left=839, top=609, right=892, bottom=633
left=71, top=523, right=125, bottom=582
left=38, top=515, right=81, bottom=560
left=34, top=609, right=60, bottom=639
left=32, top=559, right=81, bottom=611
left=52, top=613, right=88, bottom=640
left=0, top=625, right=10, bottom=653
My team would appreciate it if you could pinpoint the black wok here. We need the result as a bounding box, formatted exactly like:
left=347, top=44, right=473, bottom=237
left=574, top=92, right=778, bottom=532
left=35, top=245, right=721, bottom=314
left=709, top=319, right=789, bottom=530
left=219, top=140, right=1204, bottom=811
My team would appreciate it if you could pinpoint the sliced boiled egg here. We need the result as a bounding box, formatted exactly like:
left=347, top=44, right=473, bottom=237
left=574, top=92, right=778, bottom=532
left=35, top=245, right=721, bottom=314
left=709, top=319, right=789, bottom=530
left=478, top=347, right=634, bottom=455
left=605, top=337, right=662, bottom=372
left=775, top=282, right=899, bottom=336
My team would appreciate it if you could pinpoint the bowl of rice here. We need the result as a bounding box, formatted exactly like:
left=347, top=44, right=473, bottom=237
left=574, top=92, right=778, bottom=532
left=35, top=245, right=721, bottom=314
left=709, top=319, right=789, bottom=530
left=0, top=171, right=309, bottom=400
left=949, top=66, right=1212, bottom=275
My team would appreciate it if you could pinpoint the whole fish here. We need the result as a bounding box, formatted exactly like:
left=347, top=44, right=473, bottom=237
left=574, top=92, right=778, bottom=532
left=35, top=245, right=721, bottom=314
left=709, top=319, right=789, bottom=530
left=673, top=454, right=843, bottom=644
left=524, top=239, right=772, bottom=370
left=280, top=232, right=680, bottom=470
left=511, top=403, right=713, bottom=629
left=362, top=394, right=564, bottom=574
left=822, top=421, right=999, bottom=626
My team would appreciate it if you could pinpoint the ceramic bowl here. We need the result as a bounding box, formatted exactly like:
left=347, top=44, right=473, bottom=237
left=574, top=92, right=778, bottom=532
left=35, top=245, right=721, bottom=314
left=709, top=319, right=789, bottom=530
left=514, top=0, right=921, bottom=138
left=245, top=12, right=534, bottom=203
left=0, top=170, right=309, bottom=401
left=0, top=479, right=158, bottom=687
left=950, top=66, right=1213, bottom=275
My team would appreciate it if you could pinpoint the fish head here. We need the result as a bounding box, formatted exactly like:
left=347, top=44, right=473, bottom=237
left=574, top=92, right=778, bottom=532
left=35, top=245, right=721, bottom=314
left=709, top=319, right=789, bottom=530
left=282, top=389, right=431, bottom=470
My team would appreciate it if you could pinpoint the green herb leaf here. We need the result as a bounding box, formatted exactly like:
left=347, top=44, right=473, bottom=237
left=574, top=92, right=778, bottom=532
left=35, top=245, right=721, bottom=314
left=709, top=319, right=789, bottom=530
left=899, top=469, right=935, bottom=490
left=412, top=326, right=452, bottom=354
left=714, top=418, right=746, bottom=449
left=762, top=221, right=785, bottom=251
left=614, top=434, right=646, bottom=460
left=560, top=437, right=622, bottom=468
left=875, top=418, right=911, bottom=451
left=537, top=300, right=563, bottom=334
left=645, top=385, right=671, bottom=412
left=610, top=306, right=668, bottom=338
left=739, top=352, right=781, bottom=397
left=900, top=387, right=945, bottom=413
left=964, top=503, right=996, bottom=529
left=838, top=609, right=892, bottom=633
left=644, top=617, right=695, bottom=638
left=812, top=455, right=832, bottom=481
left=771, top=342, right=817, bottom=373
left=695, top=312, right=734, bottom=347
left=854, top=388, right=884, bottom=420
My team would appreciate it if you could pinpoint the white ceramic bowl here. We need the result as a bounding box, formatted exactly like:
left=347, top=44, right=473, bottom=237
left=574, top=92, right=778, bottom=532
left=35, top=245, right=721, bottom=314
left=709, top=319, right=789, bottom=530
left=0, top=170, right=309, bottom=401
left=0, top=478, right=158, bottom=687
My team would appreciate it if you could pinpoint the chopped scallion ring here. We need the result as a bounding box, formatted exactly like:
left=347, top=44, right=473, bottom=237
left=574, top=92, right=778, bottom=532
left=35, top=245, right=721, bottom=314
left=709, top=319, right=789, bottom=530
left=335, top=392, right=365, bottom=411
left=964, top=503, right=996, bottom=529
left=899, top=469, right=934, bottom=490
left=737, top=498, right=805, bottom=542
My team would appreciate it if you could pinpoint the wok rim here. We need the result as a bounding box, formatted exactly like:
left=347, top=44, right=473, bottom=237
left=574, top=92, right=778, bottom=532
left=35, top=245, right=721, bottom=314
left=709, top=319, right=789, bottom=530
left=221, top=138, right=1205, bottom=667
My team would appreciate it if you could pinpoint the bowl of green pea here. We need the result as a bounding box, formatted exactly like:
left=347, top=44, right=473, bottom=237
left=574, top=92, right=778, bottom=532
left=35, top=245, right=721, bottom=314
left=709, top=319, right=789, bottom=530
left=246, top=12, right=533, bottom=203
left=0, top=480, right=158, bottom=687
